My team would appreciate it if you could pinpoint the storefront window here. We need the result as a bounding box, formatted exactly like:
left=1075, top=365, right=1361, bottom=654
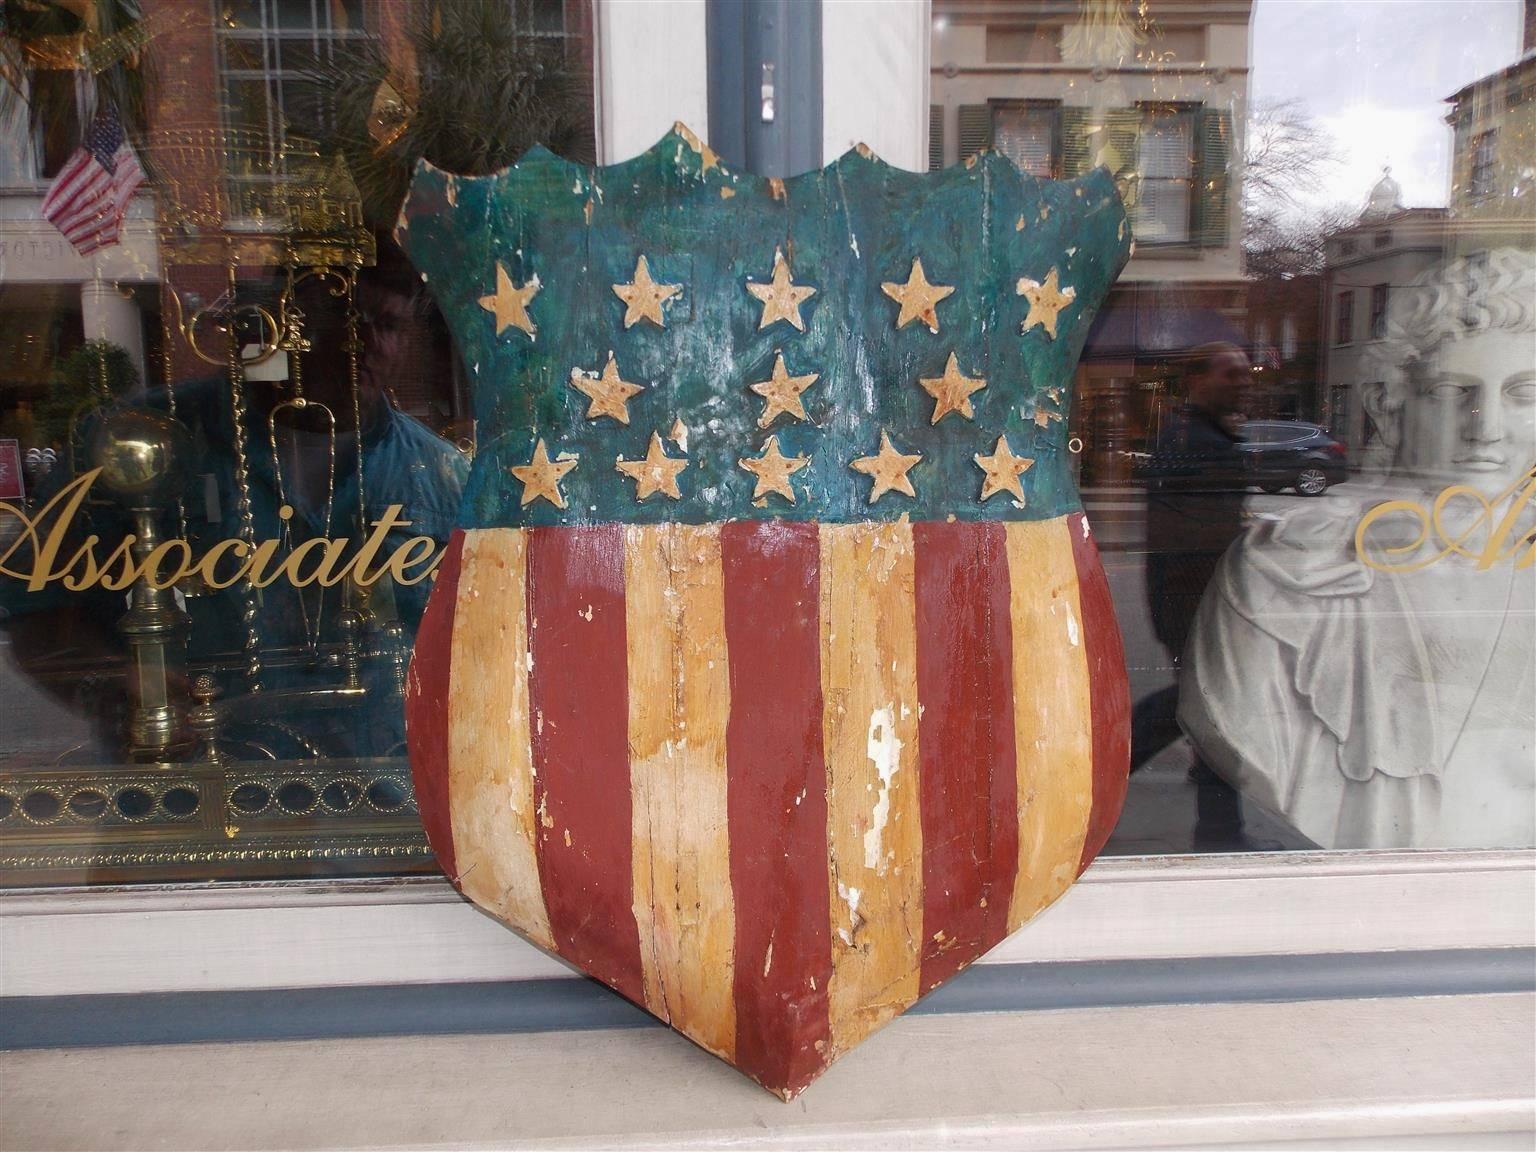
left=1, top=0, right=1531, bottom=889
left=0, top=0, right=594, bottom=884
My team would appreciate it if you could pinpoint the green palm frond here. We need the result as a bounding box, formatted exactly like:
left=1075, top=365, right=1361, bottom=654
left=294, top=0, right=595, bottom=232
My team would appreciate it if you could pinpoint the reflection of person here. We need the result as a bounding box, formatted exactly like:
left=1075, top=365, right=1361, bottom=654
left=1142, top=343, right=1251, bottom=666
left=1181, top=250, right=1535, bottom=849
left=1132, top=343, right=1255, bottom=846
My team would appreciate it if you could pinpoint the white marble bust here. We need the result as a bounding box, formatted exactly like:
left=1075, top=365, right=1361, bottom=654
left=1180, top=248, right=1535, bottom=849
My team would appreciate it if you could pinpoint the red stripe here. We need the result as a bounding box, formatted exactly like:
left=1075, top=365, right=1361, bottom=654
left=525, top=524, right=645, bottom=1005
left=40, top=155, right=96, bottom=213
left=913, top=520, right=1019, bottom=994
left=720, top=520, right=833, bottom=1098
left=1069, top=512, right=1131, bottom=870
left=405, top=529, right=464, bottom=883
left=45, top=166, right=109, bottom=222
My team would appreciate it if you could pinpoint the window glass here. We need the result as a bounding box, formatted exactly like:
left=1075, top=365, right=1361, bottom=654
left=2, top=0, right=1532, bottom=888
left=1336, top=289, right=1354, bottom=345
left=993, top=102, right=1057, bottom=177
left=1130, top=108, right=1193, bottom=244
left=932, top=0, right=1535, bottom=855
left=0, top=0, right=594, bottom=886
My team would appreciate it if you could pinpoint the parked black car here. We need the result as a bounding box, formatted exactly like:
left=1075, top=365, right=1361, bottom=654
left=1238, top=420, right=1349, bottom=496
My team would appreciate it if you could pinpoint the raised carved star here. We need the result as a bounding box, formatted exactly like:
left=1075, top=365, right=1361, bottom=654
left=881, top=258, right=955, bottom=333
left=919, top=352, right=988, bottom=424
left=612, top=255, right=682, bottom=329
left=1016, top=266, right=1077, bottom=340
left=749, top=352, right=819, bottom=427
left=850, top=430, right=922, bottom=504
left=616, top=432, right=688, bottom=501
left=479, top=262, right=539, bottom=338
left=508, top=439, right=576, bottom=509
left=569, top=353, right=645, bottom=424
left=974, top=434, right=1035, bottom=503
left=746, top=247, right=816, bottom=332
left=738, top=435, right=809, bottom=504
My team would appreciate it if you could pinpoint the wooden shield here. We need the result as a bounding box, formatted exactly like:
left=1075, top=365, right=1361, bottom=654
left=400, top=125, right=1132, bottom=1099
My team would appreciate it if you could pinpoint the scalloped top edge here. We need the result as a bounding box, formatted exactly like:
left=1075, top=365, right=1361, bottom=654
left=410, top=120, right=1113, bottom=195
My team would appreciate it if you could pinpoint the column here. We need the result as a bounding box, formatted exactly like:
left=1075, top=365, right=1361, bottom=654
left=80, top=279, right=147, bottom=386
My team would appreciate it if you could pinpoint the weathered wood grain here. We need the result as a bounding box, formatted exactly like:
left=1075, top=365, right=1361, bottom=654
left=525, top=525, right=645, bottom=1005
left=624, top=524, right=738, bottom=1059
left=1004, top=518, right=1094, bottom=931
left=913, top=521, right=1019, bottom=994
left=720, top=519, right=833, bottom=1098
left=405, top=530, right=464, bottom=883
left=448, top=529, right=553, bottom=950
left=819, top=521, right=924, bottom=1059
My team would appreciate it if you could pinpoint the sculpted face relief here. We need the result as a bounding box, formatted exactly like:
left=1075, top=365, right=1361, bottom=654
left=0, top=469, right=443, bottom=594
left=1397, top=331, right=1536, bottom=498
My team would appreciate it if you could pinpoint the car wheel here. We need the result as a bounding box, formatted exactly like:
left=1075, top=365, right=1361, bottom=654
left=1295, top=466, right=1330, bottom=496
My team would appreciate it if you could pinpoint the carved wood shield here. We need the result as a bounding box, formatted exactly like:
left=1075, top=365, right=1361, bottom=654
left=400, top=125, right=1132, bottom=1099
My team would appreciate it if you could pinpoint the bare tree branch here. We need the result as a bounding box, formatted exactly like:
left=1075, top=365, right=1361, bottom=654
left=1243, top=99, right=1348, bottom=278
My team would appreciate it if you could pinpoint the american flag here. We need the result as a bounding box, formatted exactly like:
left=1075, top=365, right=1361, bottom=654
left=40, top=107, right=144, bottom=256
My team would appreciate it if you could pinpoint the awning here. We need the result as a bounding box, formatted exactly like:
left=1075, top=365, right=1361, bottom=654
left=1081, top=283, right=1246, bottom=362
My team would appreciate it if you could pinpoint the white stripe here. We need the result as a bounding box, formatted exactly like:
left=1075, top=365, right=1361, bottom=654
left=40, top=158, right=100, bottom=215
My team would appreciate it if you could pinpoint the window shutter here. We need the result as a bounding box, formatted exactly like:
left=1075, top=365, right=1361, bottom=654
left=1099, top=108, right=1142, bottom=182
left=929, top=105, right=945, bottom=171
left=1059, top=106, right=1090, bottom=177
left=1193, top=106, right=1233, bottom=247
left=957, top=104, right=993, bottom=162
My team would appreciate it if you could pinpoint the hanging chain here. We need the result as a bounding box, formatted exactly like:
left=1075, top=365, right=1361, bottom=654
left=161, top=272, right=189, bottom=545
left=224, top=263, right=264, bottom=691
left=266, top=263, right=336, bottom=663
left=344, top=264, right=366, bottom=537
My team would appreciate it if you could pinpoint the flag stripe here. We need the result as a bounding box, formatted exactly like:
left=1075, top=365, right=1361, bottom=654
left=1004, top=519, right=1095, bottom=930
left=405, top=529, right=464, bottom=882
left=624, top=524, right=738, bottom=1059
left=720, top=520, right=834, bottom=1097
left=39, top=157, right=98, bottom=212
left=913, top=521, right=1019, bottom=993
left=525, top=524, right=646, bottom=1004
left=46, top=168, right=108, bottom=220
left=819, top=521, right=924, bottom=1057
left=1069, top=513, right=1131, bottom=869
left=448, top=529, right=553, bottom=949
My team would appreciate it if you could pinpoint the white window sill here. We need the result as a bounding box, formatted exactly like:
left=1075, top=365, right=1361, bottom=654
left=2, top=849, right=1531, bottom=997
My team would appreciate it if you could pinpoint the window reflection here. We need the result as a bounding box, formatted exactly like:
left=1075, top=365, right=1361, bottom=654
left=932, top=0, right=1533, bottom=854
left=0, top=0, right=594, bottom=884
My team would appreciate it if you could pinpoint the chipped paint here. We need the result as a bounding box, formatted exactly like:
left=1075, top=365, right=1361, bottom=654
left=863, top=705, right=901, bottom=872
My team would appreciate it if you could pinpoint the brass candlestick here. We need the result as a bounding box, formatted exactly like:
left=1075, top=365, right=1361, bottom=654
left=89, top=408, right=196, bottom=761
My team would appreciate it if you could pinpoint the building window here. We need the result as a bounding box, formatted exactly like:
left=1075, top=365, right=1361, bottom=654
left=216, top=0, right=371, bottom=209
left=1369, top=284, right=1390, bottom=340
left=1281, top=315, right=1297, bottom=362
left=1335, top=289, right=1355, bottom=345
left=992, top=102, right=1057, bottom=177
left=1373, top=230, right=1391, bottom=248
left=1339, top=238, right=1358, bottom=257
left=1129, top=107, right=1193, bottom=244
left=1469, top=130, right=1497, bottom=198
left=1329, top=384, right=1351, bottom=443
